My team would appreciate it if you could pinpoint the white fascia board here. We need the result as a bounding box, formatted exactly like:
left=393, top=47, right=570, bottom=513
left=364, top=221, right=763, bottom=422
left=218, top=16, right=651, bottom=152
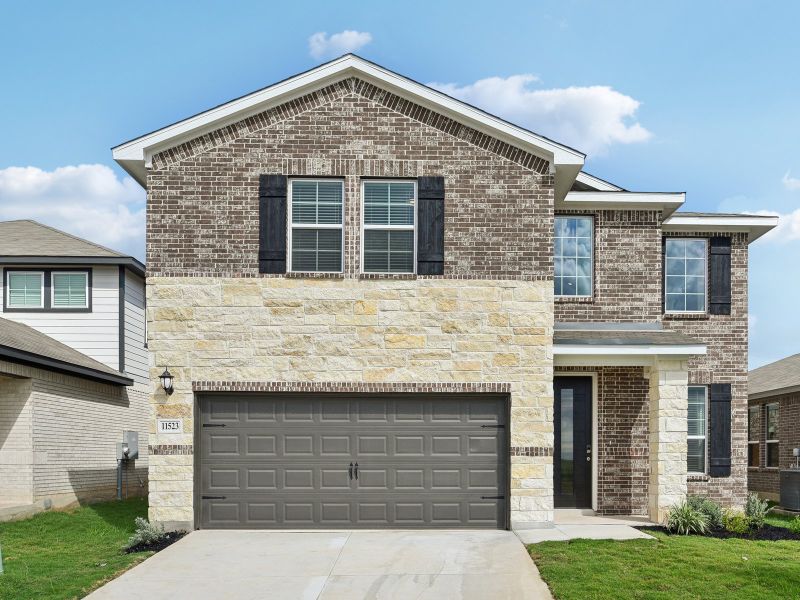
left=553, top=343, right=707, bottom=356
left=662, top=215, right=779, bottom=243
left=559, top=191, right=686, bottom=217
left=112, top=55, right=585, bottom=189
left=574, top=172, right=623, bottom=191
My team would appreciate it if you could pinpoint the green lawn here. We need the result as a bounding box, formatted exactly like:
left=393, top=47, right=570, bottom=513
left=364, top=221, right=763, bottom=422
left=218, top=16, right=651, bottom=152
left=0, top=498, right=150, bottom=600
left=529, top=528, right=800, bottom=600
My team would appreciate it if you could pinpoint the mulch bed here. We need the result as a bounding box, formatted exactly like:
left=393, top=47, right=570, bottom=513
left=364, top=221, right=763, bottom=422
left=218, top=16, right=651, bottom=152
left=125, top=530, right=187, bottom=554
left=638, top=525, right=800, bottom=541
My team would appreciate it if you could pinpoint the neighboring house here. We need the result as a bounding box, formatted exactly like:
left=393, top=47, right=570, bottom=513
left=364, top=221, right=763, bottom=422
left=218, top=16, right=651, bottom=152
left=0, top=220, right=149, bottom=515
left=112, top=55, right=777, bottom=532
left=748, top=354, right=800, bottom=501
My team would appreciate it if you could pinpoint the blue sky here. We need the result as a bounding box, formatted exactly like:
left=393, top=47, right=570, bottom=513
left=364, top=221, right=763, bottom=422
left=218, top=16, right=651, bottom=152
left=0, top=0, right=797, bottom=367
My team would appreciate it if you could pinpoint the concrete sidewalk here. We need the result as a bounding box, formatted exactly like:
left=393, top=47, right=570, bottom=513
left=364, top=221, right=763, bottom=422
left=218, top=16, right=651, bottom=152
left=516, top=514, right=656, bottom=544
left=88, top=529, right=553, bottom=599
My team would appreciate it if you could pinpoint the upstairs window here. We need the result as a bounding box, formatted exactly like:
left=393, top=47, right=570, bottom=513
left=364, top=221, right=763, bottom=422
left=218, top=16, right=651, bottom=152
left=288, top=180, right=344, bottom=273
left=687, top=386, right=707, bottom=473
left=362, top=181, right=416, bottom=274
left=665, top=238, right=707, bottom=313
left=6, top=271, right=44, bottom=308
left=766, top=402, right=779, bottom=467
left=748, top=405, right=760, bottom=467
left=555, top=216, right=593, bottom=297
left=51, top=272, right=88, bottom=308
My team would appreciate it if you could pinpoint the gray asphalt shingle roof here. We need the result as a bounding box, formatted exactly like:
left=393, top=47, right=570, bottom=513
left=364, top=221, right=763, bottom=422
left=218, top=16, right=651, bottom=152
left=749, top=353, right=800, bottom=397
left=0, top=316, right=132, bottom=385
left=0, top=220, right=129, bottom=258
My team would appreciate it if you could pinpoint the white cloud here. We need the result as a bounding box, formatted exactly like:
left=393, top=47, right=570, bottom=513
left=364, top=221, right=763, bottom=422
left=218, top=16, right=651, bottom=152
left=782, top=170, right=800, bottom=191
left=744, top=209, right=800, bottom=243
left=0, top=164, right=145, bottom=259
left=308, top=30, right=372, bottom=60
left=429, top=75, right=652, bottom=155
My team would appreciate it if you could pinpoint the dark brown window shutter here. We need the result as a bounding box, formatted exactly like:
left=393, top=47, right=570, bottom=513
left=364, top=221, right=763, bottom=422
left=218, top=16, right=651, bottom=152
left=709, top=237, right=731, bottom=315
left=259, top=174, right=287, bottom=274
left=417, top=176, right=445, bottom=275
left=708, top=383, right=732, bottom=477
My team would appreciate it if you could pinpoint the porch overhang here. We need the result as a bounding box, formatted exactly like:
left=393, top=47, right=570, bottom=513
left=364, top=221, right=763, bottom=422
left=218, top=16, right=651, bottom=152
left=553, top=325, right=706, bottom=367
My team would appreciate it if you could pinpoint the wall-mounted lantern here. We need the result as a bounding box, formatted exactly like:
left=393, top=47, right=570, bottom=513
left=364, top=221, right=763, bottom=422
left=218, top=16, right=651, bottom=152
left=159, top=368, right=175, bottom=396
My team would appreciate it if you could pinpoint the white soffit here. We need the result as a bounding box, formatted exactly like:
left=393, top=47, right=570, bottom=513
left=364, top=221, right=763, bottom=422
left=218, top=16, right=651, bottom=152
left=554, top=343, right=707, bottom=356
left=113, top=54, right=585, bottom=196
left=662, top=214, right=779, bottom=243
left=559, top=191, right=686, bottom=217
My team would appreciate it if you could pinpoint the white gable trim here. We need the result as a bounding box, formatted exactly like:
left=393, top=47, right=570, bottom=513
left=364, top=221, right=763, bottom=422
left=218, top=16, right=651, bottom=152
left=559, top=191, right=686, bottom=217
left=574, top=172, right=623, bottom=191
left=112, top=55, right=585, bottom=195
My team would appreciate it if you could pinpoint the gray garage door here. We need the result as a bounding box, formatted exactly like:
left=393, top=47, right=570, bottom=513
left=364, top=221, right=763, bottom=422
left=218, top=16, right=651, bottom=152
left=198, top=393, right=507, bottom=529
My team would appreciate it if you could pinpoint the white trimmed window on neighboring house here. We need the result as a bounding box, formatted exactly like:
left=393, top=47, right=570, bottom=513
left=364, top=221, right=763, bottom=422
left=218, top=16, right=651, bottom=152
left=766, top=402, right=779, bottom=467
left=665, top=238, right=707, bottom=313
left=6, top=271, right=44, bottom=308
left=687, top=386, right=707, bottom=473
left=555, top=216, right=593, bottom=297
left=288, top=179, right=344, bottom=273
left=362, top=180, right=416, bottom=274
left=51, top=272, right=88, bottom=308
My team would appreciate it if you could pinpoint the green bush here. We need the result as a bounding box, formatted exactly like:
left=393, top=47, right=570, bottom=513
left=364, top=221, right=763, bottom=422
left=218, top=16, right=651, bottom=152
left=125, top=516, right=166, bottom=550
left=687, top=496, right=723, bottom=529
left=666, top=500, right=709, bottom=535
left=788, top=516, right=800, bottom=534
left=722, top=510, right=750, bottom=534
left=744, top=492, right=769, bottom=529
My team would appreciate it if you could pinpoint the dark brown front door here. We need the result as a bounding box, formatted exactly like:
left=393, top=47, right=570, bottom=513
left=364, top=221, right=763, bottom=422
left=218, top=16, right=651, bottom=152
left=553, top=377, right=592, bottom=508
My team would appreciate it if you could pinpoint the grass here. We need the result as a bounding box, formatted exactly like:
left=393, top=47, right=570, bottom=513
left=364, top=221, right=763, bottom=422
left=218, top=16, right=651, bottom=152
left=529, top=526, right=800, bottom=600
left=0, top=497, right=150, bottom=600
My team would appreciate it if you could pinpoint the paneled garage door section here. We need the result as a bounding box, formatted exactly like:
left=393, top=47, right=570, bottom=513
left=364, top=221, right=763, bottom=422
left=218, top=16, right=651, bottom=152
left=198, top=394, right=507, bottom=529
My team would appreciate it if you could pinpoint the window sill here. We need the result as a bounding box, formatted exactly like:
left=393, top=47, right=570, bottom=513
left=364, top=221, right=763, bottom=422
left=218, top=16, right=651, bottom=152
left=285, top=272, right=345, bottom=279
left=555, top=296, right=594, bottom=304
left=358, top=273, right=417, bottom=280
left=663, top=312, right=710, bottom=321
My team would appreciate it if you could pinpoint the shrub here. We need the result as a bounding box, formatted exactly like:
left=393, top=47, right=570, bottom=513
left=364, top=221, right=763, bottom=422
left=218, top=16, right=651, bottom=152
left=722, top=510, right=750, bottom=534
left=687, top=495, right=723, bottom=529
left=125, top=517, right=166, bottom=550
left=744, top=492, right=770, bottom=529
left=666, top=500, right=709, bottom=535
left=788, top=516, right=800, bottom=535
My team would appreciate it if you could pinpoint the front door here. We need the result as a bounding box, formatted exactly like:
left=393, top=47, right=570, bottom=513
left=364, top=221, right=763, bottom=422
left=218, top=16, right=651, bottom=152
left=553, top=377, right=592, bottom=508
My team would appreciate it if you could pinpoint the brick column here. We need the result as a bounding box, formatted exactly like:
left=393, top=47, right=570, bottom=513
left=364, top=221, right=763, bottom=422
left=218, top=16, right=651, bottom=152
left=647, top=358, right=688, bottom=523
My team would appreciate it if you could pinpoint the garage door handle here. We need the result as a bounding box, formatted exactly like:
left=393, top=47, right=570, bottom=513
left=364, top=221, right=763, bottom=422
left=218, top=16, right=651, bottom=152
left=481, top=495, right=505, bottom=500
left=481, top=424, right=505, bottom=428
left=354, top=462, right=359, bottom=480
left=201, top=495, right=227, bottom=500
left=348, top=462, right=353, bottom=480
left=202, top=424, right=226, bottom=428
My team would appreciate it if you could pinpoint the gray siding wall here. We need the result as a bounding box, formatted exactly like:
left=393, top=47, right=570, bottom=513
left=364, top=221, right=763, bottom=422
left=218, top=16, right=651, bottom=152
left=0, top=374, right=33, bottom=504
left=123, top=269, right=148, bottom=385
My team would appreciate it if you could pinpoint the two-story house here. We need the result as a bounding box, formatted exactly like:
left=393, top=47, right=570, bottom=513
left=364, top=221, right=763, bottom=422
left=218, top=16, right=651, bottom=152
left=0, top=220, right=149, bottom=517
left=113, top=55, right=776, bottom=532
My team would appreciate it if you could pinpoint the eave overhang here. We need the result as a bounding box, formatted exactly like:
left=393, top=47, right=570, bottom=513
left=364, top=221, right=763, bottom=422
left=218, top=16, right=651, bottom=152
left=112, top=54, right=585, bottom=199
left=558, top=191, right=686, bottom=218
left=0, top=344, right=133, bottom=386
left=662, top=214, right=779, bottom=243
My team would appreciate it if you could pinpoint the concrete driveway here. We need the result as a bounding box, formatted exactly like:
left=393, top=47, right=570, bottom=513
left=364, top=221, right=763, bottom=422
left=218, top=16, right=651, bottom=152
left=88, top=529, right=552, bottom=599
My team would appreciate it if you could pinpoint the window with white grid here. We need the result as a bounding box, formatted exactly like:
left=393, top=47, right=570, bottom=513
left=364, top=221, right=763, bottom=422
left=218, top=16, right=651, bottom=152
left=288, top=180, right=344, bottom=273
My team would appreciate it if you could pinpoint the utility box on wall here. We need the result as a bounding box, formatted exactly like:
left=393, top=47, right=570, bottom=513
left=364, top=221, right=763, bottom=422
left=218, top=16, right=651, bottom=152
left=117, top=430, right=139, bottom=460
left=780, top=469, right=800, bottom=511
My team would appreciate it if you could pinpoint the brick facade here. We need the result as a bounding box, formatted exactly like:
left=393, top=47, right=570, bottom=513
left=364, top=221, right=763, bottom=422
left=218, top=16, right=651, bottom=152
left=748, top=392, right=800, bottom=499
left=557, top=210, right=750, bottom=511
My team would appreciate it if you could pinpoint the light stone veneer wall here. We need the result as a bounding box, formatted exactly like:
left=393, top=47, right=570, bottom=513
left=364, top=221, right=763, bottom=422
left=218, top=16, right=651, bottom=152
left=147, top=276, right=554, bottom=530
left=647, top=358, right=689, bottom=523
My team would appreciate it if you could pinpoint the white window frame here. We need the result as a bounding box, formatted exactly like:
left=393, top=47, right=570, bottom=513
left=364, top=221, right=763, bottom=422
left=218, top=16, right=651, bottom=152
left=287, top=178, right=345, bottom=274
left=766, top=402, right=779, bottom=468
left=50, top=271, right=89, bottom=309
left=664, top=237, right=708, bottom=314
left=748, top=405, right=761, bottom=467
left=360, top=179, right=417, bottom=275
left=554, top=215, right=594, bottom=298
left=687, top=385, right=708, bottom=475
left=6, top=270, right=45, bottom=309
